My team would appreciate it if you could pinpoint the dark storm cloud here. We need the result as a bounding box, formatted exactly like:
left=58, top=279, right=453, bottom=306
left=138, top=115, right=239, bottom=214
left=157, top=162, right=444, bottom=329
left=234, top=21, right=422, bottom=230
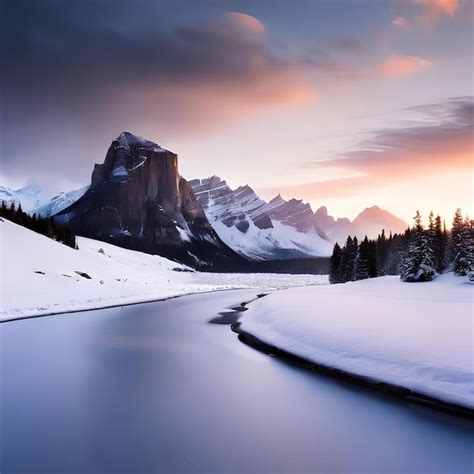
left=0, top=0, right=312, bottom=186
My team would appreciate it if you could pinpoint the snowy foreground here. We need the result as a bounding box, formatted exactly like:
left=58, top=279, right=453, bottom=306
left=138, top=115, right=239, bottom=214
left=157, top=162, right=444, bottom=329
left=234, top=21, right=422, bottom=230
left=240, top=274, right=474, bottom=409
left=0, top=219, right=327, bottom=321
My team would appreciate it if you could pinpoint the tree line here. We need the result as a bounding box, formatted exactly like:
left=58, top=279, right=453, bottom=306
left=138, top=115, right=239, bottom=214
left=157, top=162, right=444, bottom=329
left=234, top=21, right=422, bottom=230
left=329, top=209, right=473, bottom=284
left=0, top=200, right=76, bottom=249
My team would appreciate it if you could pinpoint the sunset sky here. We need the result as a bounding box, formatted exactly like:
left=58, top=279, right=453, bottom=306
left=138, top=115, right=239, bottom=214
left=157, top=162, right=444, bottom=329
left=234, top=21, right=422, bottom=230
left=1, top=0, right=473, bottom=222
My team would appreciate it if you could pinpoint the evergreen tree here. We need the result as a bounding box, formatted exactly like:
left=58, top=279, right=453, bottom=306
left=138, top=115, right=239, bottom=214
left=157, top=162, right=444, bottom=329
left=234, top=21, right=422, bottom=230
left=453, top=216, right=473, bottom=276
left=433, top=214, right=446, bottom=273
left=339, top=236, right=358, bottom=283
left=329, top=242, right=342, bottom=284
left=376, top=229, right=388, bottom=275
left=450, top=208, right=464, bottom=263
left=400, top=211, right=435, bottom=282
left=352, top=248, right=369, bottom=280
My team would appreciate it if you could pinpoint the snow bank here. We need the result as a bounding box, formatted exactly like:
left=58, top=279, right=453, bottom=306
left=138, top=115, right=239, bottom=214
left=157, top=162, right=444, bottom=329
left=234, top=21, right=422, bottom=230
left=0, top=219, right=327, bottom=321
left=239, top=274, right=474, bottom=409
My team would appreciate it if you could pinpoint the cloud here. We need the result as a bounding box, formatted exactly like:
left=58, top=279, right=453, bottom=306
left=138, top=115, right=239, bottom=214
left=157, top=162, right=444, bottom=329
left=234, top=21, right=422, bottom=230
left=392, top=16, right=413, bottom=30
left=414, top=0, right=459, bottom=22
left=226, top=11, right=265, bottom=33
left=0, top=2, right=314, bottom=183
left=264, top=97, right=473, bottom=201
left=307, top=52, right=432, bottom=81
left=375, top=55, right=431, bottom=76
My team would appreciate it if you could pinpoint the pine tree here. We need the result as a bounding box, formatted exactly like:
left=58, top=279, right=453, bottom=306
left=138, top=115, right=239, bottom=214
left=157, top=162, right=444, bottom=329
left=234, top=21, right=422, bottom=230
left=433, top=214, right=446, bottom=273
left=339, top=236, right=358, bottom=283
left=376, top=229, right=388, bottom=275
left=450, top=208, right=464, bottom=263
left=352, top=248, right=369, bottom=280
left=453, top=216, right=473, bottom=276
left=329, top=242, right=342, bottom=284
left=400, top=211, right=435, bottom=282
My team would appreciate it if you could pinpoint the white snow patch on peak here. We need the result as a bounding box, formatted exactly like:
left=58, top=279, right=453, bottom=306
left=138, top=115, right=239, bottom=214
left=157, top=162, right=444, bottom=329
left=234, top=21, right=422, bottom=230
left=116, top=131, right=172, bottom=154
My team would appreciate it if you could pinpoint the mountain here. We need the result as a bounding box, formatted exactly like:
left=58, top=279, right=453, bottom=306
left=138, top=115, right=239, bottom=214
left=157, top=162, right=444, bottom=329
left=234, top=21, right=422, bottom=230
left=53, top=132, right=246, bottom=270
left=0, top=184, right=49, bottom=213
left=2, top=137, right=407, bottom=263
left=314, top=205, right=408, bottom=243
left=352, top=206, right=408, bottom=239
left=191, top=177, right=408, bottom=255
left=36, top=186, right=89, bottom=217
left=189, top=176, right=332, bottom=260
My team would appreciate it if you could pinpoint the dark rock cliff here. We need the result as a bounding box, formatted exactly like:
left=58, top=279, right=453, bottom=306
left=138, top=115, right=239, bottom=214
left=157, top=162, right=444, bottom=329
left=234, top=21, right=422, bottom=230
left=54, top=132, right=246, bottom=270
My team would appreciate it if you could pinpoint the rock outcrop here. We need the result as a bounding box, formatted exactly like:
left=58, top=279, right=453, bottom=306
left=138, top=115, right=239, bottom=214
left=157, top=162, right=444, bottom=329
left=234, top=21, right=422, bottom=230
left=54, top=132, right=245, bottom=269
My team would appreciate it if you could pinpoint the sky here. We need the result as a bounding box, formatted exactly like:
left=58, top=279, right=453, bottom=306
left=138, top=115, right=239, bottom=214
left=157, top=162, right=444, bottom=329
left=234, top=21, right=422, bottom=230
left=1, top=0, right=473, bottom=222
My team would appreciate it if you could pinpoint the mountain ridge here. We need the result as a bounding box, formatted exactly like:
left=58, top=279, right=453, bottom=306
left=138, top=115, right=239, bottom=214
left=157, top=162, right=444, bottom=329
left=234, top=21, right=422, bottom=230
left=1, top=134, right=408, bottom=262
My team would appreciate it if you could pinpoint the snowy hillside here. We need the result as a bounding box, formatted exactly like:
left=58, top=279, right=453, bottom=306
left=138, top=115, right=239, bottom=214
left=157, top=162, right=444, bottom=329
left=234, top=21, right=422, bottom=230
left=0, top=219, right=328, bottom=321
left=239, top=274, right=474, bottom=410
left=190, top=176, right=332, bottom=259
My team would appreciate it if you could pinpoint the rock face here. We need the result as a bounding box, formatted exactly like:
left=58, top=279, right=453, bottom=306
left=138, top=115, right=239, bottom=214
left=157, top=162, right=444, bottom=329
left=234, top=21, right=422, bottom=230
left=54, top=133, right=245, bottom=269
left=189, top=176, right=272, bottom=232
left=265, top=194, right=327, bottom=236
left=189, top=176, right=332, bottom=260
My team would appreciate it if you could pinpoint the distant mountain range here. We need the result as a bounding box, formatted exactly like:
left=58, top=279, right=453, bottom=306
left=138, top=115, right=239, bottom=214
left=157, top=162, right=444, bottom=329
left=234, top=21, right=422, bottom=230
left=188, top=177, right=407, bottom=259
left=1, top=132, right=408, bottom=268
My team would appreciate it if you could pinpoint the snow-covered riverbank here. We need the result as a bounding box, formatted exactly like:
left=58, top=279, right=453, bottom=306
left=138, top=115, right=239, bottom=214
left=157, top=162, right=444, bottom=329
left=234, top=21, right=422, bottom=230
left=0, top=219, right=327, bottom=321
left=238, top=274, right=474, bottom=411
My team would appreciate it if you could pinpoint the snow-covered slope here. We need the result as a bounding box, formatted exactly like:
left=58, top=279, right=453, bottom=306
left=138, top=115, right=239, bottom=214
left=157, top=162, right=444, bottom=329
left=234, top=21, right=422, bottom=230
left=0, top=219, right=328, bottom=321
left=239, top=274, right=474, bottom=409
left=189, top=176, right=332, bottom=259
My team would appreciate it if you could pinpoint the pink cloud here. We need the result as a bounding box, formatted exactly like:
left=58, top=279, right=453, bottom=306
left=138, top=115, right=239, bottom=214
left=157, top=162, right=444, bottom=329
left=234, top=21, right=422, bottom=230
left=260, top=97, right=473, bottom=201
left=376, top=55, right=431, bottom=76
left=226, top=11, right=265, bottom=33
left=413, top=0, right=459, bottom=23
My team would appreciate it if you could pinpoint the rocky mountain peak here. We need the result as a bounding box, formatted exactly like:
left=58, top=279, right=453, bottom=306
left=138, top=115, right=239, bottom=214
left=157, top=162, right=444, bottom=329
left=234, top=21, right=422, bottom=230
left=54, top=134, right=243, bottom=269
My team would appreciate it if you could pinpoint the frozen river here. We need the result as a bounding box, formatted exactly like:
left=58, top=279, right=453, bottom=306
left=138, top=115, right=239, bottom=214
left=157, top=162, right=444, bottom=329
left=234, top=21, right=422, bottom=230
left=1, top=290, right=472, bottom=473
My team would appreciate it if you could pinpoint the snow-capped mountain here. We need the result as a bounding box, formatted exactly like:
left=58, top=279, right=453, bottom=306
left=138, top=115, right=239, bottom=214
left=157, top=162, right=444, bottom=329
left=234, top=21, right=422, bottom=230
left=189, top=176, right=332, bottom=260
left=53, top=132, right=246, bottom=270
left=0, top=184, right=49, bottom=213
left=35, top=186, right=89, bottom=217
left=191, top=176, right=408, bottom=257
